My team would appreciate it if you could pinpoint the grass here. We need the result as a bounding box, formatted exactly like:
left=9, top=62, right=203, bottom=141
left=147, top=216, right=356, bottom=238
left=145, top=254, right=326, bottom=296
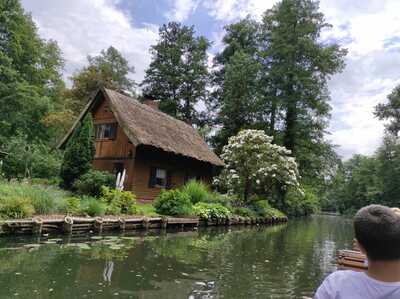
left=136, top=203, right=159, bottom=217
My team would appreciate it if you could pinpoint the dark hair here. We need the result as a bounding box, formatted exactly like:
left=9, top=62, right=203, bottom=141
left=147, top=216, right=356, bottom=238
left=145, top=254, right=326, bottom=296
left=354, top=205, right=400, bottom=261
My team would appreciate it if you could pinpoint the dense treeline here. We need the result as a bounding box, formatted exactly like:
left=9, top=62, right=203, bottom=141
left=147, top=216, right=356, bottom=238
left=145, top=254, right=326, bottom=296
left=1, top=0, right=351, bottom=216
left=322, top=86, right=400, bottom=214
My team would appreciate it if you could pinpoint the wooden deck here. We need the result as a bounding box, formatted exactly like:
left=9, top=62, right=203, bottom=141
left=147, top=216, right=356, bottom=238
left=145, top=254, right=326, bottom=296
left=337, top=241, right=367, bottom=271
left=0, top=215, right=288, bottom=236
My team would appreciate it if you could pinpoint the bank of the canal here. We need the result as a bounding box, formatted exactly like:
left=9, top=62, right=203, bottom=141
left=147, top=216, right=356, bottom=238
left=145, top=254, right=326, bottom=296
left=0, top=215, right=353, bottom=299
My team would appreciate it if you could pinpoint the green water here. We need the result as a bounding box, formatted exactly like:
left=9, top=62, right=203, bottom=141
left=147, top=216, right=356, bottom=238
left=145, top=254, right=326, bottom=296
left=0, top=215, right=353, bottom=299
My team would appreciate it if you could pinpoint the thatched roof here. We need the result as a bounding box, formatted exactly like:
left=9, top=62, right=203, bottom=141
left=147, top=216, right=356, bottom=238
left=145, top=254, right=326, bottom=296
left=58, top=88, right=223, bottom=166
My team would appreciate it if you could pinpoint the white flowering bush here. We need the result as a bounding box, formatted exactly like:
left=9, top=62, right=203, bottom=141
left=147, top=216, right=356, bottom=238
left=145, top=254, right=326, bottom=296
left=214, top=130, right=301, bottom=205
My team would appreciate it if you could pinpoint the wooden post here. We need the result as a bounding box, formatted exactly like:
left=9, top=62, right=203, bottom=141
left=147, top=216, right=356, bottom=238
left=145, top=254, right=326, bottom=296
left=94, top=217, right=103, bottom=233
left=161, top=216, right=168, bottom=229
left=119, top=218, right=126, bottom=231
left=143, top=217, right=150, bottom=231
left=32, top=217, right=43, bottom=235
left=63, top=216, right=74, bottom=234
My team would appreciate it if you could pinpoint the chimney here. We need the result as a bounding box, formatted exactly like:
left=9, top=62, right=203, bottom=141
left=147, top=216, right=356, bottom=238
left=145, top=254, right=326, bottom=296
left=143, top=95, right=159, bottom=110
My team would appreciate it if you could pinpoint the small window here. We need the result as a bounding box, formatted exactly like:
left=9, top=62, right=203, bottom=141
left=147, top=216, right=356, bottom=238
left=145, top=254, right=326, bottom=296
left=95, top=123, right=117, bottom=140
left=149, top=167, right=170, bottom=188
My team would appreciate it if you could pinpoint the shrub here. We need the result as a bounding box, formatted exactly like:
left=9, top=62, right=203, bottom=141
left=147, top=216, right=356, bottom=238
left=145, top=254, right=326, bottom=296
left=284, top=186, right=319, bottom=217
left=154, top=189, right=193, bottom=216
left=65, top=197, right=81, bottom=215
left=232, top=207, right=257, bottom=218
left=80, top=197, right=106, bottom=217
left=100, top=187, right=137, bottom=215
left=182, top=180, right=210, bottom=204
left=250, top=200, right=286, bottom=218
left=0, top=196, right=35, bottom=219
left=73, top=169, right=115, bottom=197
left=193, top=202, right=231, bottom=221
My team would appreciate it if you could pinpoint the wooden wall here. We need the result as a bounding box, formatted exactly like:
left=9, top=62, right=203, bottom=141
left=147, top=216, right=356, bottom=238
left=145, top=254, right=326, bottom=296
left=92, top=97, right=135, bottom=159
left=131, top=145, right=213, bottom=201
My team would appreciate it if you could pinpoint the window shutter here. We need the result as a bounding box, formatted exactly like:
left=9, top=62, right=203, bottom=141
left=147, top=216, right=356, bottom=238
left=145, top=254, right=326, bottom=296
left=148, top=167, right=156, bottom=188
left=166, top=170, right=172, bottom=189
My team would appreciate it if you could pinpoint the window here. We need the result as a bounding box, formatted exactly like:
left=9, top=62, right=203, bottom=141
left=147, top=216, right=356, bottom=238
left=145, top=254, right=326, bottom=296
left=95, top=123, right=117, bottom=140
left=149, top=167, right=170, bottom=188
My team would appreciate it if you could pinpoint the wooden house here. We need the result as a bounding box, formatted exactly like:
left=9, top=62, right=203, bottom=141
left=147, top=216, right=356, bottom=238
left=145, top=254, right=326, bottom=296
left=59, top=88, right=223, bottom=200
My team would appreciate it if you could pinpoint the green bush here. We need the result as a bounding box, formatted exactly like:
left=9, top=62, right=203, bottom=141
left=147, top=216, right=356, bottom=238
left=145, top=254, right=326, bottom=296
left=0, top=196, right=35, bottom=219
left=284, top=186, right=319, bottom=217
left=100, top=187, right=137, bottom=215
left=0, top=181, right=70, bottom=215
left=232, top=207, right=257, bottom=218
left=80, top=197, right=106, bottom=217
left=182, top=180, right=210, bottom=204
left=154, top=189, right=193, bottom=216
left=2, top=135, right=62, bottom=180
left=65, top=197, right=81, bottom=215
left=248, top=200, right=284, bottom=218
left=193, top=202, right=231, bottom=221
left=73, top=169, right=115, bottom=197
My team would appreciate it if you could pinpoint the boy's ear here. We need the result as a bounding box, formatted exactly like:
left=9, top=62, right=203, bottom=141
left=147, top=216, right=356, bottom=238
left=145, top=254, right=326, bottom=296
left=355, top=239, right=367, bottom=255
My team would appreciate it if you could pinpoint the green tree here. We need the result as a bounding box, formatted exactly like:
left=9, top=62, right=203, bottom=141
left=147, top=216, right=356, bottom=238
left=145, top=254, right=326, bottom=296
left=60, top=114, right=95, bottom=189
left=142, top=22, right=210, bottom=125
left=375, top=85, right=400, bottom=135
left=261, top=0, right=347, bottom=178
left=66, top=46, right=136, bottom=115
left=212, top=51, right=262, bottom=152
left=0, top=0, right=65, bottom=143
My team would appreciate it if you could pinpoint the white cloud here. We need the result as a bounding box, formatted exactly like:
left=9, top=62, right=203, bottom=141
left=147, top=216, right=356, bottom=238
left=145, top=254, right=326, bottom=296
left=203, top=0, right=278, bottom=22
left=165, top=0, right=200, bottom=22
left=21, top=0, right=159, bottom=84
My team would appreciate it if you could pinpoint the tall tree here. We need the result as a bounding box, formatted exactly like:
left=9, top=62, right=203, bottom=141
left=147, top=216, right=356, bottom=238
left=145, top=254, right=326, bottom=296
left=210, top=18, right=262, bottom=152
left=375, top=85, right=400, bottom=136
left=142, top=22, right=210, bottom=125
left=262, top=0, right=347, bottom=177
left=0, top=0, right=65, bottom=143
left=66, top=46, right=136, bottom=115
left=60, top=114, right=95, bottom=189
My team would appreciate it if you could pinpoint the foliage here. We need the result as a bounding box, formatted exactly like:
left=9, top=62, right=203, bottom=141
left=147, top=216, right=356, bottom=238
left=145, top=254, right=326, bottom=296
left=2, top=135, right=62, bottom=179
left=64, top=197, right=81, bottom=215
left=0, top=0, right=65, bottom=144
left=232, top=207, right=257, bottom=218
left=0, top=181, right=70, bottom=215
left=66, top=46, right=136, bottom=115
left=100, top=186, right=137, bottom=215
left=73, top=169, right=115, bottom=197
left=182, top=180, right=210, bottom=204
left=0, top=196, right=34, bottom=219
left=136, top=203, right=159, bottom=217
left=375, top=85, right=400, bottom=135
left=215, top=130, right=301, bottom=206
left=142, top=22, right=210, bottom=125
left=284, top=187, right=319, bottom=217
left=60, top=114, right=95, bottom=189
left=154, top=189, right=193, bottom=216
left=249, top=200, right=285, bottom=218
left=193, top=202, right=231, bottom=221
left=80, top=196, right=106, bottom=217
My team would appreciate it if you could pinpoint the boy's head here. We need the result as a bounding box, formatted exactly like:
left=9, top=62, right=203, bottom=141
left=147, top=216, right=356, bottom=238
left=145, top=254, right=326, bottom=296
left=354, top=205, right=400, bottom=261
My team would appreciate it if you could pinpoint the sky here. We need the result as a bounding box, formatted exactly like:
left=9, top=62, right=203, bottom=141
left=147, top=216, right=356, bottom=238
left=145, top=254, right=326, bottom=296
left=20, top=0, right=400, bottom=159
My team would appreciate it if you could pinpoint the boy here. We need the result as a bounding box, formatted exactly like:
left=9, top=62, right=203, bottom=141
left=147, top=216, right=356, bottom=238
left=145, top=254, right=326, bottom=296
left=315, top=204, right=400, bottom=299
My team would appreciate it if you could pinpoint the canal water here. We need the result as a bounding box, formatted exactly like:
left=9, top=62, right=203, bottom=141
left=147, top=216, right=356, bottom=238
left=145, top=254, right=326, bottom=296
left=0, top=215, right=353, bottom=299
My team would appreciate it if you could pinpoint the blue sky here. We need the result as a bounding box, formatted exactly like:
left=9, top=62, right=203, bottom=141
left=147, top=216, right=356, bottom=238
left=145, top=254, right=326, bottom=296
left=21, top=0, right=400, bottom=159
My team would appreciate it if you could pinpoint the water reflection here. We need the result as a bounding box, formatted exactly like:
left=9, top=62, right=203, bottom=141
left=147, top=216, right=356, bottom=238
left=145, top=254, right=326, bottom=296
left=0, top=215, right=353, bottom=299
